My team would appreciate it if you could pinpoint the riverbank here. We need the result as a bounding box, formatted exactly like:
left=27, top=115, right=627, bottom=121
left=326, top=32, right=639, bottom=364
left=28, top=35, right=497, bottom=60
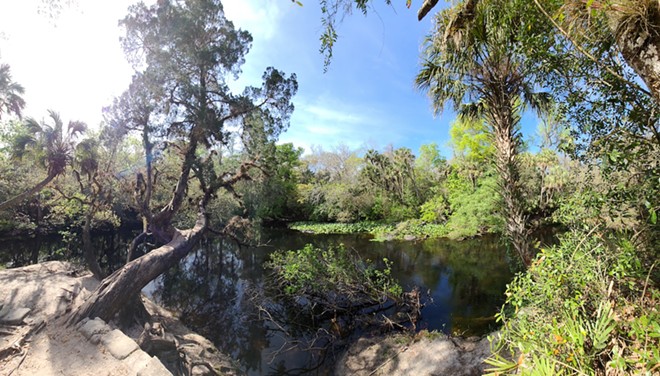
left=0, top=261, right=239, bottom=376
left=289, top=220, right=451, bottom=241
left=336, top=331, right=500, bottom=375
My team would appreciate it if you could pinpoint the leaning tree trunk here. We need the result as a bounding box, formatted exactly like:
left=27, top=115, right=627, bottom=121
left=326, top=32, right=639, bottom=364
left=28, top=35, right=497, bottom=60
left=68, top=212, right=207, bottom=324
left=0, top=172, right=56, bottom=211
left=491, top=102, right=532, bottom=267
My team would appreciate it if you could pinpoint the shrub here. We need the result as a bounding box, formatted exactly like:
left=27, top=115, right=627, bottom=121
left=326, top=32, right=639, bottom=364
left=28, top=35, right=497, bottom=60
left=486, top=230, right=660, bottom=375
left=267, top=243, right=403, bottom=311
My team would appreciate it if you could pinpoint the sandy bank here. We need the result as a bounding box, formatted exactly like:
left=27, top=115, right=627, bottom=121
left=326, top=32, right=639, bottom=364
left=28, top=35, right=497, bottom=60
left=0, top=261, right=239, bottom=376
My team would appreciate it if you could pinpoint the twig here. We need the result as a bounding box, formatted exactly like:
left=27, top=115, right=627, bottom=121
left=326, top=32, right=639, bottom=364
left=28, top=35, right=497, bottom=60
left=368, top=344, right=409, bottom=376
left=574, top=225, right=599, bottom=253
left=6, top=347, right=29, bottom=376
left=640, top=261, right=657, bottom=307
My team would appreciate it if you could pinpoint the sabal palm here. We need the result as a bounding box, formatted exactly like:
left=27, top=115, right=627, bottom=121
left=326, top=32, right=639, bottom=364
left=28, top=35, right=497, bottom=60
left=0, top=64, right=26, bottom=119
left=0, top=110, right=86, bottom=210
left=416, top=0, right=549, bottom=266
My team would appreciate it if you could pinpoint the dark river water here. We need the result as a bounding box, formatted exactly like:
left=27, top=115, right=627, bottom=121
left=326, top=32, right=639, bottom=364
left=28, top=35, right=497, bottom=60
left=0, top=229, right=517, bottom=375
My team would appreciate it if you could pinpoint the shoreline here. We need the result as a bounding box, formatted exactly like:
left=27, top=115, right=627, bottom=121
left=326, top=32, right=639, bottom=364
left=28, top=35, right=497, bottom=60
left=0, top=261, right=240, bottom=376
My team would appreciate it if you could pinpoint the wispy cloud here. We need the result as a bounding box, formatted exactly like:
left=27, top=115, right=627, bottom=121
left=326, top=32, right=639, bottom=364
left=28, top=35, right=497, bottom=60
left=223, top=0, right=283, bottom=41
left=305, top=105, right=367, bottom=125
left=279, top=95, right=403, bottom=153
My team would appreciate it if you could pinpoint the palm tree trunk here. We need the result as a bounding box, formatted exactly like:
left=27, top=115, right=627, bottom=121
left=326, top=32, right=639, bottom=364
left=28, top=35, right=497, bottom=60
left=491, top=103, right=532, bottom=267
left=0, top=173, right=56, bottom=211
left=614, top=4, right=660, bottom=106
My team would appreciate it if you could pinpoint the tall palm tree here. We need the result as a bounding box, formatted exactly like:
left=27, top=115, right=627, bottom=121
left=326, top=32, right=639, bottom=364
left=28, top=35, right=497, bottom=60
left=416, top=0, right=550, bottom=266
left=0, top=64, right=26, bottom=119
left=0, top=110, right=86, bottom=210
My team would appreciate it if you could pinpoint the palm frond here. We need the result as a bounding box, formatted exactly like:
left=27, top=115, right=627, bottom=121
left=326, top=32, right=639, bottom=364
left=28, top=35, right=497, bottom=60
left=0, top=64, right=26, bottom=119
left=47, top=110, right=63, bottom=132
left=11, top=134, right=37, bottom=159
left=23, top=118, right=43, bottom=134
left=68, top=120, right=88, bottom=138
left=522, top=87, right=553, bottom=117
left=459, top=101, right=485, bottom=121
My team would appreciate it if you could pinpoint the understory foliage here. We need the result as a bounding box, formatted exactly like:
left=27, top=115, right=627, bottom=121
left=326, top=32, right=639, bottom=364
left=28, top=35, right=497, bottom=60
left=487, top=229, right=659, bottom=375
left=267, top=243, right=403, bottom=309
left=258, top=243, right=420, bottom=362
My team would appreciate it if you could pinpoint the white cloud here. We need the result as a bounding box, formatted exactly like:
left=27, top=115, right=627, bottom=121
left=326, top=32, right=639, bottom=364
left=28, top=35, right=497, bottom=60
left=305, top=105, right=366, bottom=125
left=278, top=95, right=395, bottom=153
left=223, top=0, right=283, bottom=41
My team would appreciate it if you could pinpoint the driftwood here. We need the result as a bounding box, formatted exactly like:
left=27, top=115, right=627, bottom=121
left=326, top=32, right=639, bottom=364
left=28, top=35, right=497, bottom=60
left=0, top=320, right=46, bottom=375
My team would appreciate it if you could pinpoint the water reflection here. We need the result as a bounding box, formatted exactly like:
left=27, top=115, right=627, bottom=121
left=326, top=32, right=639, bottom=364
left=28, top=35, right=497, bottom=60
left=145, top=230, right=513, bottom=375
left=0, top=229, right=515, bottom=375
left=0, top=231, right=127, bottom=271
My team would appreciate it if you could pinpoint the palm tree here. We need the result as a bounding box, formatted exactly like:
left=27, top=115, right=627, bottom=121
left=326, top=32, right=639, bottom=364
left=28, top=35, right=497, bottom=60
left=415, top=0, right=550, bottom=266
left=0, top=110, right=86, bottom=210
left=0, top=64, right=26, bottom=119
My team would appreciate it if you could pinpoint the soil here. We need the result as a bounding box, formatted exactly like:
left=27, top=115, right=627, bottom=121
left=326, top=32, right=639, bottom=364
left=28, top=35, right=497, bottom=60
left=0, top=261, right=238, bottom=376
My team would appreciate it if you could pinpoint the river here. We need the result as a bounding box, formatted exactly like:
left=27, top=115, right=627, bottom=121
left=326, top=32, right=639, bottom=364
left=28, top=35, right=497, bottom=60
left=0, top=228, right=516, bottom=375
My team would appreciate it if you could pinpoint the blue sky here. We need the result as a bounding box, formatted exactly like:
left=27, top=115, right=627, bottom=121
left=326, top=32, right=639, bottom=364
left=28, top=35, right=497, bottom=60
left=0, top=0, right=541, bottom=158
left=225, top=0, right=456, bottom=156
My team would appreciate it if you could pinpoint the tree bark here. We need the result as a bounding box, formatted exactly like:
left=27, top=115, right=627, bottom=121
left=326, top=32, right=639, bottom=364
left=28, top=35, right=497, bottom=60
left=488, top=96, right=532, bottom=267
left=82, top=213, right=105, bottom=280
left=614, top=4, right=660, bottom=104
left=0, top=173, right=56, bottom=211
left=496, top=144, right=531, bottom=265
left=68, top=210, right=207, bottom=324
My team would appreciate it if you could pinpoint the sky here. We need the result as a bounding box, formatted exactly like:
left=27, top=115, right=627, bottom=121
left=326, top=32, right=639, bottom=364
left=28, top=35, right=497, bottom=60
left=0, top=0, right=538, bottom=157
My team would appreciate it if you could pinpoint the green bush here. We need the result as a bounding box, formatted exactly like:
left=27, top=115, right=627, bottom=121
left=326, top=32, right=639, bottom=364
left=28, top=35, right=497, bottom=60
left=487, top=230, right=660, bottom=375
left=445, top=171, right=501, bottom=239
left=371, top=219, right=448, bottom=241
left=288, top=221, right=383, bottom=234
left=419, top=195, right=449, bottom=223
left=267, top=243, right=403, bottom=308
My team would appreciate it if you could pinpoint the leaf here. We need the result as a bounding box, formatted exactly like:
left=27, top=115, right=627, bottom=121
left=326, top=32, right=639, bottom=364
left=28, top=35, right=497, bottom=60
left=295, top=0, right=303, bottom=6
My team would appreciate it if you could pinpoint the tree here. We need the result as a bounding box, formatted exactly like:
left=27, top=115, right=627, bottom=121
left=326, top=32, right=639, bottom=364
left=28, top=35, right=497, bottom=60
left=545, top=0, right=660, bottom=105
left=0, top=64, right=26, bottom=120
left=51, top=135, right=119, bottom=280
left=363, top=147, right=419, bottom=206
left=0, top=110, right=86, bottom=211
left=69, top=0, right=297, bottom=324
left=242, top=142, right=307, bottom=222
left=415, top=1, right=550, bottom=266
left=300, top=145, right=371, bottom=222
left=448, top=116, right=493, bottom=189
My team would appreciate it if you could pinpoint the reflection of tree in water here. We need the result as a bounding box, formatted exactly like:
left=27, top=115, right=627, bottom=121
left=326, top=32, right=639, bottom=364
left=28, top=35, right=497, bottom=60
left=151, top=238, right=268, bottom=373
left=419, top=235, right=513, bottom=334
left=1, top=229, right=517, bottom=374
left=0, top=231, right=131, bottom=271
